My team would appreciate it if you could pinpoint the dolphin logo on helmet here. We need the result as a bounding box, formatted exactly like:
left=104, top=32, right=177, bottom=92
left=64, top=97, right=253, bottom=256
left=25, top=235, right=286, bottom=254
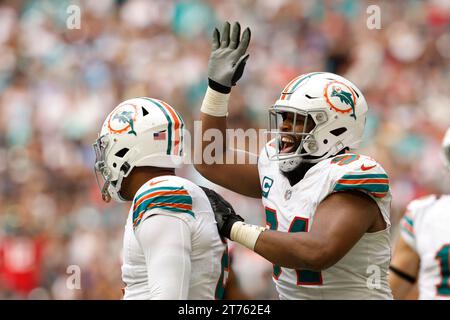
left=93, top=97, right=185, bottom=202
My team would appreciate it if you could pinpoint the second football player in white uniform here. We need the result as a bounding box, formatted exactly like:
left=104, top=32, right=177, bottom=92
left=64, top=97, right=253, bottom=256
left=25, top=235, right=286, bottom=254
left=93, top=97, right=228, bottom=299
left=256, top=149, right=392, bottom=299
left=389, top=128, right=450, bottom=300
left=195, top=22, right=393, bottom=299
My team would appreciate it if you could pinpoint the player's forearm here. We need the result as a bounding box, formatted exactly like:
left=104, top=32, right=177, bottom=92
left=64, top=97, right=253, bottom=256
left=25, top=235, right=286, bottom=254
left=254, top=230, right=330, bottom=271
left=196, top=89, right=261, bottom=197
left=229, top=222, right=330, bottom=271
left=198, top=89, right=229, bottom=159
left=196, top=97, right=234, bottom=181
left=389, top=237, right=420, bottom=299
left=389, top=273, right=415, bottom=300
left=196, top=21, right=251, bottom=177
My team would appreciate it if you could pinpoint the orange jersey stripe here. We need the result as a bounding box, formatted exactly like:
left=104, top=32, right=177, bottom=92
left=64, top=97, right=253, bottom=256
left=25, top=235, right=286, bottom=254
left=133, top=190, right=189, bottom=210
left=133, top=202, right=193, bottom=226
left=337, top=179, right=389, bottom=185
left=371, top=192, right=388, bottom=198
left=401, top=219, right=414, bottom=234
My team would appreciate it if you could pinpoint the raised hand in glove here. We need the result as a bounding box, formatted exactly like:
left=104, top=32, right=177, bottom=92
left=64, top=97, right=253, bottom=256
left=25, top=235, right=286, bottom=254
left=208, top=21, right=251, bottom=94
left=200, top=186, right=244, bottom=239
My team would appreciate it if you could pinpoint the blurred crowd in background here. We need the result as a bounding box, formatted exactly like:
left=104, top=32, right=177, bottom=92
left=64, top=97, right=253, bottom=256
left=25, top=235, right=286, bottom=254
left=0, top=0, right=449, bottom=299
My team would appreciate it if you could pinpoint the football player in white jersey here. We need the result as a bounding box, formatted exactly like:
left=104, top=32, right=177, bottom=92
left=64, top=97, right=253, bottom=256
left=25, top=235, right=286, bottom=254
left=389, top=128, right=450, bottom=300
left=195, top=21, right=393, bottom=299
left=93, top=97, right=228, bottom=299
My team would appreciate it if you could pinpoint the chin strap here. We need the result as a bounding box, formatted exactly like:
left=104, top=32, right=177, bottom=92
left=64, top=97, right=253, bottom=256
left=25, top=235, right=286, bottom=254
left=101, top=181, right=111, bottom=202
left=105, top=162, right=131, bottom=203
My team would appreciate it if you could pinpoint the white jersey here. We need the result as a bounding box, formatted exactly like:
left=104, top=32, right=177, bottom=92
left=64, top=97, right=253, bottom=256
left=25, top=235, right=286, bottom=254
left=121, top=175, right=228, bottom=299
left=258, top=144, right=393, bottom=299
left=400, top=195, right=450, bottom=300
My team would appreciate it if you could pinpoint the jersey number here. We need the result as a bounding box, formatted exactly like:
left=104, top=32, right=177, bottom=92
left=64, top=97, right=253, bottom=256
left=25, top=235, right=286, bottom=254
left=436, top=244, right=450, bottom=296
left=265, top=207, right=323, bottom=285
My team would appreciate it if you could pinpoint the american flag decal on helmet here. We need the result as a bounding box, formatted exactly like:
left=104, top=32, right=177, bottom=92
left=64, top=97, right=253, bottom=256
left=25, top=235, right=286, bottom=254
left=140, top=97, right=184, bottom=157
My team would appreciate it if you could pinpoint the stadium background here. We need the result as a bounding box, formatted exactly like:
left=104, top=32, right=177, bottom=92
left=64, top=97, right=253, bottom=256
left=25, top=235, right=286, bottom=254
left=0, top=0, right=449, bottom=299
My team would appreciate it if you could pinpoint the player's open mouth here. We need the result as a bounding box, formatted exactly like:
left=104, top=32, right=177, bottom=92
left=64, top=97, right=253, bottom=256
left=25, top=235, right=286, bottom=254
left=280, top=134, right=300, bottom=154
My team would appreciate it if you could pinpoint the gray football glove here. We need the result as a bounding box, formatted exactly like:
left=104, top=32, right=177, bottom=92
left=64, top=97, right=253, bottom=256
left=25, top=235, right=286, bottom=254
left=208, top=21, right=251, bottom=93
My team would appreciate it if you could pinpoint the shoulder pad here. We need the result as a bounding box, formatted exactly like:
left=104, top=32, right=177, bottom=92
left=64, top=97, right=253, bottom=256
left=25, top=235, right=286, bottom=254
left=132, top=177, right=194, bottom=229
left=330, top=154, right=390, bottom=199
left=406, top=194, right=438, bottom=214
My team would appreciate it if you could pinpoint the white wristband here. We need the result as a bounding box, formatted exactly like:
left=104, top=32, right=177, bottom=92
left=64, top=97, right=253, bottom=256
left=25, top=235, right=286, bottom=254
left=230, top=221, right=267, bottom=251
left=200, top=87, right=230, bottom=117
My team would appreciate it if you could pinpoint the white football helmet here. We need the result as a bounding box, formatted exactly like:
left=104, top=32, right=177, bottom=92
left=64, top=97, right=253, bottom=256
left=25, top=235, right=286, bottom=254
left=93, top=97, right=185, bottom=202
left=442, top=127, right=450, bottom=172
left=267, top=72, right=368, bottom=172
